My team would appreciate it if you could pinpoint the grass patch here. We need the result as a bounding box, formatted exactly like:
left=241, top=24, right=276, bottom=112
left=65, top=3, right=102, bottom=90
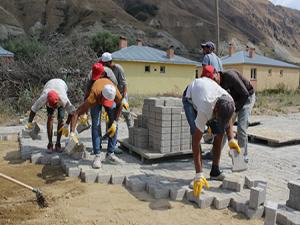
left=254, top=89, right=300, bottom=114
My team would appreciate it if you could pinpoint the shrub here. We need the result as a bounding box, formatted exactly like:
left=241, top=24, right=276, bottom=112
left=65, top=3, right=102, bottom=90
left=90, top=32, right=120, bottom=56
left=0, top=34, right=97, bottom=113
left=1, top=37, right=46, bottom=60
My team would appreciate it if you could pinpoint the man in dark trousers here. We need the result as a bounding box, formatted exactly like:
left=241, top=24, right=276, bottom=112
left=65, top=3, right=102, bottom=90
left=201, top=66, right=255, bottom=163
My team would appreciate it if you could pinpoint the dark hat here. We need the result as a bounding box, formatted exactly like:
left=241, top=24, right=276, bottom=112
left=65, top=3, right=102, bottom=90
left=201, top=41, right=215, bottom=50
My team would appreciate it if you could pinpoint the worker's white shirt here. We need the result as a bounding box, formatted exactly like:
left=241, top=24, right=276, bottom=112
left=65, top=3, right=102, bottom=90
left=31, top=79, right=75, bottom=114
left=185, top=77, right=232, bottom=132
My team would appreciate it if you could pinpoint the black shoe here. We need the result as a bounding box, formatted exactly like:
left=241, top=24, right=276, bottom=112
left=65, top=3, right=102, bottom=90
left=210, top=165, right=225, bottom=181
left=202, top=151, right=213, bottom=161
left=114, top=148, right=123, bottom=154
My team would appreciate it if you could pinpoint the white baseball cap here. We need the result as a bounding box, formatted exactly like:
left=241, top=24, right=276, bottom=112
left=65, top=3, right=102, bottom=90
left=101, top=52, right=112, bottom=62
left=102, top=84, right=116, bottom=108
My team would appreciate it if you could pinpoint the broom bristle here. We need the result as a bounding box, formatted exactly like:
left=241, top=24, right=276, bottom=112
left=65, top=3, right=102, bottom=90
left=36, top=191, right=48, bottom=208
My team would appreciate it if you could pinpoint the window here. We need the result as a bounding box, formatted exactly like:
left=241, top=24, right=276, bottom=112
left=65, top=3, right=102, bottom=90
left=250, top=68, right=257, bottom=80
left=160, top=66, right=166, bottom=73
left=145, top=65, right=150, bottom=73
left=268, top=69, right=272, bottom=76
left=195, top=69, right=199, bottom=78
left=280, top=70, right=284, bottom=77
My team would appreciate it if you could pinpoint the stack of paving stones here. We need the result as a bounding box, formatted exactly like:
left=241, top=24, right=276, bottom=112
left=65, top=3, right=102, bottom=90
left=128, top=97, right=192, bottom=153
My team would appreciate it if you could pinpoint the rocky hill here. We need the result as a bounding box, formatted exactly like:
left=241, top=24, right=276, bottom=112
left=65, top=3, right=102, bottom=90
left=0, top=0, right=300, bottom=62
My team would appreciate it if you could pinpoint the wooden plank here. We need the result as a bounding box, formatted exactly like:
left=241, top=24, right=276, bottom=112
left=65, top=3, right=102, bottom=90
left=247, top=127, right=300, bottom=146
left=119, top=139, right=211, bottom=160
left=119, top=139, right=192, bottom=160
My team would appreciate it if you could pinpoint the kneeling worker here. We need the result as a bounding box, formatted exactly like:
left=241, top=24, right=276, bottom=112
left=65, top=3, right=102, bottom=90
left=182, top=77, right=240, bottom=197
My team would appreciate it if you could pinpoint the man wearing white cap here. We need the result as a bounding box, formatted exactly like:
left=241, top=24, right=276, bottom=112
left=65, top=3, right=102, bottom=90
left=101, top=52, right=133, bottom=129
left=71, top=78, right=123, bottom=168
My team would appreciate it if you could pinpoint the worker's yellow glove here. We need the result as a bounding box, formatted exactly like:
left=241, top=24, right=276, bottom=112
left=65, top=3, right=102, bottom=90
left=26, top=122, right=33, bottom=129
left=228, top=139, right=241, bottom=154
left=70, top=132, right=79, bottom=144
left=122, top=98, right=129, bottom=111
left=101, top=111, right=109, bottom=123
left=59, top=124, right=69, bottom=137
left=79, top=114, right=89, bottom=126
left=107, top=121, right=117, bottom=138
left=193, top=173, right=209, bottom=198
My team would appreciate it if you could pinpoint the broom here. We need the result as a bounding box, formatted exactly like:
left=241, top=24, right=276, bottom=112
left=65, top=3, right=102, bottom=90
left=0, top=172, right=48, bottom=208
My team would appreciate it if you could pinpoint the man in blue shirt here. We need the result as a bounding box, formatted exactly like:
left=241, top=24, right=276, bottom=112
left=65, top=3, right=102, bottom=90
left=201, top=41, right=223, bottom=73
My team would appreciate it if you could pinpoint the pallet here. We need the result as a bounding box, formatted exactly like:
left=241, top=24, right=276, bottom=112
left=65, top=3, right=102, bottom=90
left=247, top=127, right=300, bottom=147
left=119, top=139, right=211, bottom=162
left=234, top=120, right=261, bottom=127
left=119, top=139, right=192, bottom=162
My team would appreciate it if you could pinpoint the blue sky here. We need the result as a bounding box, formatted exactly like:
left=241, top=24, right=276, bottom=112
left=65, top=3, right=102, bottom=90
left=269, top=0, right=300, bottom=10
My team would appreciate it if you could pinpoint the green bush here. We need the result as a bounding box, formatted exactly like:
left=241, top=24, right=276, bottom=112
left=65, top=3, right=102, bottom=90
left=90, top=32, right=120, bottom=55
left=90, top=32, right=135, bottom=56
left=1, top=37, right=46, bottom=60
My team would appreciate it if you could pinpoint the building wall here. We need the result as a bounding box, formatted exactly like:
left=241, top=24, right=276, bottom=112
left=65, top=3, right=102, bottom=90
left=113, top=61, right=196, bottom=95
left=223, top=64, right=300, bottom=91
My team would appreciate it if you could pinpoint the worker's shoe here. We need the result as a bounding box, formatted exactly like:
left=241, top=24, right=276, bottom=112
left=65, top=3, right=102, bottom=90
left=210, top=165, right=225, bottom=181
left=46, top=143, right=54, bottom=154
left=92, top=155, right=102, bottom=169
left=114, top=148, right=123, bottom=154
left=202, top=151, right=213, bottom=161
left=106, top=153, right=124, bottom=165
left=55, top=143, right=63, bottom=153
left=244, top=155, right=249, bottom=163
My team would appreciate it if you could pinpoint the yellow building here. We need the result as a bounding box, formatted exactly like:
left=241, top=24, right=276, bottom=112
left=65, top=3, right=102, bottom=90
left=222, top=47, right=300, bottom=91
left=112, top=38, right=199, bottom=95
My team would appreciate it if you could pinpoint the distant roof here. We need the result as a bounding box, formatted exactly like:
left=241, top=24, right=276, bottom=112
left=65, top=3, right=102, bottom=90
left=0, top=47, right=14, bottom=57
left=112, top=46, right=200, bottom=66
left=222, top=51, right=299, bottom=69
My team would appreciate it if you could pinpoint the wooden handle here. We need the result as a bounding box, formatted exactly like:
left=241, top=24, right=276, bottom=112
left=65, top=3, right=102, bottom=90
left=0, top=172, right=34, bottom=191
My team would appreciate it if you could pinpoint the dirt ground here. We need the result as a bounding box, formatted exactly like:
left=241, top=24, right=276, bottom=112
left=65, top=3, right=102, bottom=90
left=0, top=139, right=263, bottom=225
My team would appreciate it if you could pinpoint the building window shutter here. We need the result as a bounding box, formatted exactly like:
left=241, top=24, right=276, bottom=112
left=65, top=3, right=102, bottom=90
left=145, top=65, right=150, bottom=73
left=251, top=68, right=257, bottom=80
left=280, top=70, right=284, bottom=77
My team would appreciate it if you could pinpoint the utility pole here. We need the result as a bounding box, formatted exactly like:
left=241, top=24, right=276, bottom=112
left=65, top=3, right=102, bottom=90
left=215, top=0, right=220, bottom=55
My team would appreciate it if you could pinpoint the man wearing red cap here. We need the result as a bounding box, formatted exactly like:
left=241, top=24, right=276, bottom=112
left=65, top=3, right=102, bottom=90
left=27, top=78, right=76, bottom=153
left=200, top=66, right=255, bottom=163
left=71, top=77, right=123, bottom=169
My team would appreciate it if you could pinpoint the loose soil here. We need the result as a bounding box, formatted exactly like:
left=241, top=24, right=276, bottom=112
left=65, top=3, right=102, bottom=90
left=0, top=139, right=263, bottom=225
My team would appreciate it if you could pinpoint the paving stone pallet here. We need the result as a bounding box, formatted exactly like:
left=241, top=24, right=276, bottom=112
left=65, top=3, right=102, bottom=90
left=119, top=138, right=200, bottom=162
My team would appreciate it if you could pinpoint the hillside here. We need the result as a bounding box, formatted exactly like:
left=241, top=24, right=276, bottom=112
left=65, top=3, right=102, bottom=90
left=0, top=0, right=300, bottom=62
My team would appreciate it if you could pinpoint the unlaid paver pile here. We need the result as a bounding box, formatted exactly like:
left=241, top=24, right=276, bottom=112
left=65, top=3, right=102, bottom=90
left=129, top=97, right=191, bottom=153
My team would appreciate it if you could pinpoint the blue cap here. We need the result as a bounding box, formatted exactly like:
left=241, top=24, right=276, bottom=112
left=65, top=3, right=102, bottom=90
left=201, top=41, right=215, bottom=50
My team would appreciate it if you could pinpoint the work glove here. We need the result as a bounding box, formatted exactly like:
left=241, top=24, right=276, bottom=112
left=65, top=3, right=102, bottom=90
left=26, top=122, right=33, bottom=129
left=107, top=121, right=117, bottom=138
left=228, top=138, right=241, bottom=154
left=59, top=124, right=69, bottom=137
left=122, top=98, right=129, bottom=111
left=79, top=114, right=89, bottom=126
left=69, top=132, right=79, bottom=144
left=193, top=173, right=209, bottom=198
left=101, top=111, right=109, bottom=123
